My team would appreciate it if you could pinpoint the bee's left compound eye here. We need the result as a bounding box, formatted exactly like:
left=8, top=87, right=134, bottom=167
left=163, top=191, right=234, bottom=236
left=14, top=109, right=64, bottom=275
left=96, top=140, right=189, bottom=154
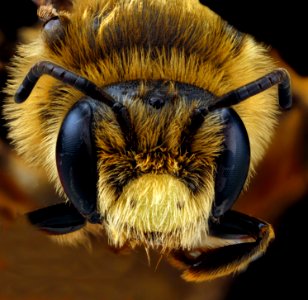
left=56, top=99, right=100, bottom=224
left=212, top=108, right=250, bottom=218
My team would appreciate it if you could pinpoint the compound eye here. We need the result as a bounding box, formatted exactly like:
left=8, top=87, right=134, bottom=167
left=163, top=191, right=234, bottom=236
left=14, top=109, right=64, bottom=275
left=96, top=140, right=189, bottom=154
left=43, top=17, right=61, bottom=32
left=42, top=15, right=66, bottom=41
left=212, top=108, right=250, bottom=218
left=56, top=99, right=100, bottom=223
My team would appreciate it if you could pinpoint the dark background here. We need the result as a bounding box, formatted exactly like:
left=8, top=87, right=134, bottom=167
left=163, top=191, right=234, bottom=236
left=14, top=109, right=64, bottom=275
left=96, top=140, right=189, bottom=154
left=200, top=0, right=308, bottom=76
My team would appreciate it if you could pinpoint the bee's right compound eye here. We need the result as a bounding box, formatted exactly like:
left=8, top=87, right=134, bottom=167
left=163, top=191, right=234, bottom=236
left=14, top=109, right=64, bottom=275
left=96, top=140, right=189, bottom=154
left=56, top=99, right=101, bottom=224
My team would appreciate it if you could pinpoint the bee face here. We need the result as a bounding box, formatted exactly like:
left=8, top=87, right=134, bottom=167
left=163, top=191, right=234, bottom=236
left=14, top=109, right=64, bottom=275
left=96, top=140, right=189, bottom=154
left=3, top=0, right=291, bottom=281
left=94, top=81, right=223, bottom=249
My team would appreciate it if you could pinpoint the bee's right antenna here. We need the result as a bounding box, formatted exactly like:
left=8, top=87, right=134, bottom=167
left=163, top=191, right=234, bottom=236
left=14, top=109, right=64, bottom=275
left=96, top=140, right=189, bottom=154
left=209, top=68, right=292, bottom=111
left=14, top=61, right=134, bottom=145
left=14, top=61, right=116, bottom=107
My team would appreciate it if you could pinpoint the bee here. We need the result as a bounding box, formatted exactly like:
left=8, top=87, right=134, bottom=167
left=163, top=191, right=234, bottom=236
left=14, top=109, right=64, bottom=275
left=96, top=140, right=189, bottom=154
left=3, top=0, right=291, bottom=281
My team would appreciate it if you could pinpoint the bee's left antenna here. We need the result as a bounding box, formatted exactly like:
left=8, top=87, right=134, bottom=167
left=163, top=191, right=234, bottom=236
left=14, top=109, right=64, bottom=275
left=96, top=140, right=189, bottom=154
left=209, top=68, right=292, bottom=111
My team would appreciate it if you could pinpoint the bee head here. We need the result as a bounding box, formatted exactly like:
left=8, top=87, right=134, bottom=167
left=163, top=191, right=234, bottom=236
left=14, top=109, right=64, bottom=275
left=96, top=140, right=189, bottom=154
left=54, top=79, right=225, bottom=250
left=14, top=61, right=290, bottom=251
left=5, top=0, right=292, bottom=281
